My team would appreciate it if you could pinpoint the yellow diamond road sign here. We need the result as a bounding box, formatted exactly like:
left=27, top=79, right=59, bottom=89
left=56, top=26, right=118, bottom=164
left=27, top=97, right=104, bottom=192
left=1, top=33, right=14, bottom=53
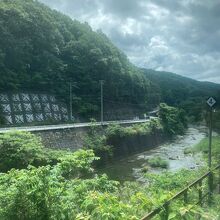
left=207, top=97, right=216, bottom=107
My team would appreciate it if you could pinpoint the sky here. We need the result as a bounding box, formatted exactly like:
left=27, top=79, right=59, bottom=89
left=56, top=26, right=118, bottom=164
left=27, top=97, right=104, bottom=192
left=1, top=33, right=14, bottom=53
left=39, top=0, right=220, bottom=84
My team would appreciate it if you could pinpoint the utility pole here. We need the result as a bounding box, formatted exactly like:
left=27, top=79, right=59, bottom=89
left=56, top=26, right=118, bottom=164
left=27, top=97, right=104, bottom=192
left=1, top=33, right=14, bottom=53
left=208, top=106, right=213, bottom=205
left=100, top=80, right=104, bottom=124
left=69, top=82, right=73, bottom=121
left=208, top=107, right=213, bottom=168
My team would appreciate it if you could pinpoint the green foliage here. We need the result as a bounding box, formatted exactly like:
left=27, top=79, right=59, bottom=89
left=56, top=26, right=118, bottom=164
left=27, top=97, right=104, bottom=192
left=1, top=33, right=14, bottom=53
left=105, top=119, right=163, bottom=139
left=194, top=136, right=220, bottom=160
left=0, top=162, right=205, bottom=220
left=148, top=157, right=168, bottom=169
left=0, top=0, right=152, bottom=120
left=0, top=130, right=96, bottom=173
left=83, top=119, right=164, bottom=163
left=159, top=103, right=187, bottom=136
left=0, top=166, right=120, bottom=220
left=84, top=120, right=113, bottom=159
left=0, top=130, right=217, bottom=220
left=144, top=170, right=200, bottom=192
left=143, top=69, right=220, bottom=122
left=57, top=149, right=99, bottom=179
left=0, top=130, right=48, bottom=172
left=1, top=0, right=219, bottom=122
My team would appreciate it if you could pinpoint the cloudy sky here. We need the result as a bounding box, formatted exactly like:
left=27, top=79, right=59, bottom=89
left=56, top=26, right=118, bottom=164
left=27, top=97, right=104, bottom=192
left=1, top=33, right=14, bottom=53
left=39, top=0, right=220, bottom=83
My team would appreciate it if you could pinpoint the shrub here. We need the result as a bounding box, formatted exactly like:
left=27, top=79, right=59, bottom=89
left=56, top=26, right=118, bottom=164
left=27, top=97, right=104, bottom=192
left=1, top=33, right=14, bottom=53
left=159, top=103, right=187, bottom=136
left=148, top=157, right=169, bottom=169
left=57, top=149, right=99, bottom=179
left=0, top=131, right=48, bottom=172
left=105, top=123, right=128, bottom=138
left=82, top=120, right=113, bottom=165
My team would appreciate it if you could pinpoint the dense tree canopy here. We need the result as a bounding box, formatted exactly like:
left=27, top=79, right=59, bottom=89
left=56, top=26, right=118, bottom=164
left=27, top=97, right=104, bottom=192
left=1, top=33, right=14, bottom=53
left=0, top=0, right=152, bottom=120
left=143, top=69, right=220, bottom=121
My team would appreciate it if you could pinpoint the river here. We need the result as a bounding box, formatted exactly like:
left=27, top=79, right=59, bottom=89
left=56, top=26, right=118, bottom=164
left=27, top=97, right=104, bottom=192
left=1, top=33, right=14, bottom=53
left=98, top=126, right=208, bottom=182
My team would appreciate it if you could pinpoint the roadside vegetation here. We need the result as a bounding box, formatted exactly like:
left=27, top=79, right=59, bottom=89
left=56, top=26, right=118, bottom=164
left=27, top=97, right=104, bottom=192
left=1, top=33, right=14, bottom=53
left=0, top=104, right=219, bottom=219
left=0, top=130, right=219, bottom=219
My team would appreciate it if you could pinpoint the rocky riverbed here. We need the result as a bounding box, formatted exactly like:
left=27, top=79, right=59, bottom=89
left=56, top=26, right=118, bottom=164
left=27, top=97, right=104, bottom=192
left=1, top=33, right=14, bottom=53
left=98, top=126, right=208, bottom=182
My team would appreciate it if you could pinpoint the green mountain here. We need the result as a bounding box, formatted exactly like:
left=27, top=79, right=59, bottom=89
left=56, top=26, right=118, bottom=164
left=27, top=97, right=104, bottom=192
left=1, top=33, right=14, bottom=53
left=0, top=0, right=219, bottom=122
left=0, top=0, right=152, bottom=120
left=143, top=69, right=220, bottom=121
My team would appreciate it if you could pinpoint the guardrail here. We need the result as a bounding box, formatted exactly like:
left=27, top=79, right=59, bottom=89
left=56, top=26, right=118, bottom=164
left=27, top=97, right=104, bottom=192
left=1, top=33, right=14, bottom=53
left=141, top=165, right=220, bottom=220
left=0, top=119, right=152, bottom=133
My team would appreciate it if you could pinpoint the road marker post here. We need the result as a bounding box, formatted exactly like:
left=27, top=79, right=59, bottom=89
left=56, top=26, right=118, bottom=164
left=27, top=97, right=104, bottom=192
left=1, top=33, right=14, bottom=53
left=206, top=96, right=216, bottom=205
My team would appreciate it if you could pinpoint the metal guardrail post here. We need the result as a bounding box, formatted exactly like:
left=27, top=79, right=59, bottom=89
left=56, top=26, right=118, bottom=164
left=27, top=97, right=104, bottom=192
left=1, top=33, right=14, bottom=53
left=141, top=165, right=220, bottom=220
left=208, top=172, right=213, bottom=206
left=184, top=189, right=188, bottom=205
left=219, top=167, right=220, bottom=194
left=198, top=180, right=203, bottom=206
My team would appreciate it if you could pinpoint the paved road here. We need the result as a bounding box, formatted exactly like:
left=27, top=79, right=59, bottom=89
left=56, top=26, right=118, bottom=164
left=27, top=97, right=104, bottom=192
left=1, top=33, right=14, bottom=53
left=0, top=118, right=154, bottom=133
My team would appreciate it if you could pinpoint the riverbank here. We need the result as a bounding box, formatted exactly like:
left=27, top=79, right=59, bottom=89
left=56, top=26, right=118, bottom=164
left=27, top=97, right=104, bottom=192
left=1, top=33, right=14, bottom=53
left=97, top=126, right=207, bottom=182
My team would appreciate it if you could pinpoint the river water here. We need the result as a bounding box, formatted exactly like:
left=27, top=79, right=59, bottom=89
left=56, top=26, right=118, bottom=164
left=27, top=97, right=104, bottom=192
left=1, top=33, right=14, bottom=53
left=98, top=126, right=208, bottom=182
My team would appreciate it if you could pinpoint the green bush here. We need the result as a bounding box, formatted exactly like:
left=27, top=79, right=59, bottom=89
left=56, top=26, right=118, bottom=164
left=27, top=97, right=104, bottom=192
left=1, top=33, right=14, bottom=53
left=105, top=119, right=163, bottom=140
left=57, top=149, right=99, bottom=179
left=159, top=103, right=187, bottom=136
left=0, top=130, right=81, bottom=172
left=148, top=157, right=169, bottom=169
left=0, top=131, right=49, bottom=172
left=84, top=120, right=113, bottom=159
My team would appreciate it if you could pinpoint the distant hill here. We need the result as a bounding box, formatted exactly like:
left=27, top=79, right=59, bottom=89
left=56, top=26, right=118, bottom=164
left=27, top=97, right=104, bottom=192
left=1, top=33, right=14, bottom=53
left=0, top=0, right=219, bottom=123
left=143, top=69, right=220, bottom=121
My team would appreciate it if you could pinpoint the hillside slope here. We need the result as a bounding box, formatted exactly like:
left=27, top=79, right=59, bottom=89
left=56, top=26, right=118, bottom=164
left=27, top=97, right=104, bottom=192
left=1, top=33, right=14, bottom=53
left=143, top=69, right=220, bottom=121
left=0, top=0, right=153, bottom=120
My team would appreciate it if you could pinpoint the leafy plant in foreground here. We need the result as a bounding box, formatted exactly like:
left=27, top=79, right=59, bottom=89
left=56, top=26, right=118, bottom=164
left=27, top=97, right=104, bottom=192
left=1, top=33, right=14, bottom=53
left=0, top=130, right=48, bottom=172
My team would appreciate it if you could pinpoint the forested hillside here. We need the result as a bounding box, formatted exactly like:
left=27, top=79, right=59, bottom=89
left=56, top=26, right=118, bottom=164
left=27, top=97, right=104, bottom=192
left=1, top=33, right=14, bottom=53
left=0, top=0, right=219, bottom=122
left=143, top=69, right=220, bottom=121
left=0, top=0, right=154, bottom=120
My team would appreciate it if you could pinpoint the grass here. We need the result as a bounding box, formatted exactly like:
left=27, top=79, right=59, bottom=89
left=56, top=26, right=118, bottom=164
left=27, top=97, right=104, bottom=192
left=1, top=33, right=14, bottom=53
left=148, top=157, right=169, bottom=169
left=194, top=136, right=220, bottom=156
